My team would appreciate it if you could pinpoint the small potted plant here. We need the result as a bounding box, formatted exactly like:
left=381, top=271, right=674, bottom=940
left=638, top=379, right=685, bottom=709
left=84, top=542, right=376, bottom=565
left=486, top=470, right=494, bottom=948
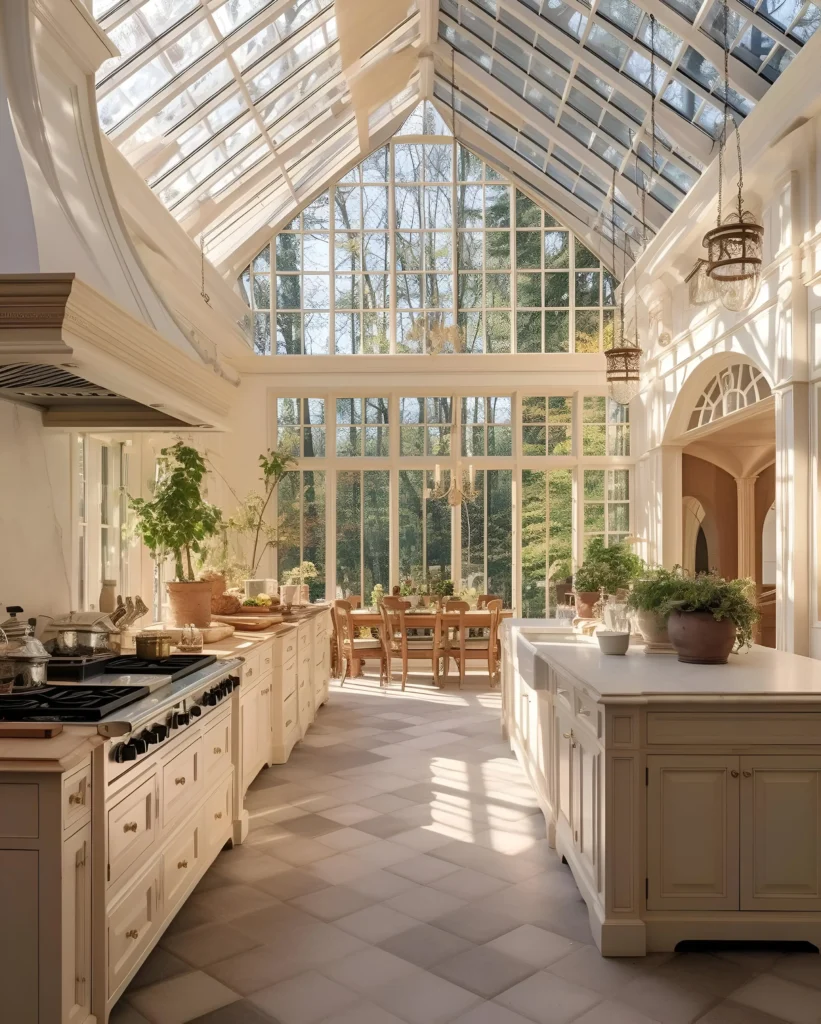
left=281, top=561, right=319, bottom=605
left=627, top=566, right=685, bottom=652
left=370, top=583, right=385, bottom=610
left=659, top=572, right=759, bottom=664
left=399, top=577, right=420, bottom=608
left=573, top=539, right=644, bottom=619
left=130, top=442, right=222, bottom=627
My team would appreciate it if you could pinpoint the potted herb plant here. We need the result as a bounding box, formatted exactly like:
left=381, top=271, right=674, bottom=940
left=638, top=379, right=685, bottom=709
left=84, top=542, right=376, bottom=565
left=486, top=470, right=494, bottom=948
left=627, top=566, right=685, bottom=652
left=659, top=572, right=759, bottom=664
left=573, top=539, right=644, bottom=619
left=130, top=442, right=222, bottom=627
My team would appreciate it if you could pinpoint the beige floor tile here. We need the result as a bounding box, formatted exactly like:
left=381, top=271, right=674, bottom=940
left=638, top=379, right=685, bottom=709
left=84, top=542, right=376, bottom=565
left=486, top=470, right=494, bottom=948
left=450, top=1004, right=536, bottom=1024
left=318, top=1002, right=408, bottom=1024
left=728, top=974, right=821, bottom=1024
left=770, top=953, right=821, bottom=992
left=616, top=972, right=719, bottom=1024
left=347, top=868, right=419, bottom=899
left=252, top=867, right=330, bottom=900
left=380, top=922, right=476, bottom=968
left=494, top=971, right=601, bottom=1024
left=161, top=922, right=260, bottom=968
left=289, top=884, right=376, bottom=921
left=186, top=883, right=279, bottom=922
left=485, top=925, right=580, bottom=969
left=432, top=944, right=537, bottom=998
left=370, top=969, right=482, bottom=1024
left=249, top=969, right=359, bottom=1023
left=318, top=804, right=381, bottom=826
left=384, top=883, right=467, bottom=922
left=335, top=904, right=420, bottom=942
left=322, top=945, right=421, bottom=993
left=390, top=827, right=454, bottom=852
left=353, top=839, right=416, bottom=869
left=310, top=852, right=374, bottom=885
left=127, top=971, right=239, bottom=1024
left=430, top=868, right=510, bottom=901
left=546, top=943, right=654, bottom=995
left=389, top=853, right=461, bottom=884
left=318, top=827, right=379, bottom=851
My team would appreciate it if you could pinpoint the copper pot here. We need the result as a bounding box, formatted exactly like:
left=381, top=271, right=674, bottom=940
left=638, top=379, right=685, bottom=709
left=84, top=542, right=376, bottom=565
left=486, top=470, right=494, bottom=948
left=135, top=633, right=172, bottom=661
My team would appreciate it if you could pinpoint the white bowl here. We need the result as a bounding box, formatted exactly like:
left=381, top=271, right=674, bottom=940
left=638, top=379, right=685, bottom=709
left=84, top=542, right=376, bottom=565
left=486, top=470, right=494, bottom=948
left=597, top=631, right=630, bottom=656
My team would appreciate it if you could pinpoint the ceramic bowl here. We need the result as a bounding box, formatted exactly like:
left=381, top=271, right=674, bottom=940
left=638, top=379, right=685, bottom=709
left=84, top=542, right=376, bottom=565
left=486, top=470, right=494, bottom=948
left=597, top=631, right=630, bottom=656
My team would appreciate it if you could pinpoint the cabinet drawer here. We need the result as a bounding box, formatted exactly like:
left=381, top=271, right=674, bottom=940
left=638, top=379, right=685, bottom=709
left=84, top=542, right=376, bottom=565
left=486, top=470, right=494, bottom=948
left=204, top=713, right=231, bottom=782
left=63, top=763, right=91, bottom=832
left=107, top=772, right=157, bottom=887
left=162, top=737, right=202, bottom=829
left=107, top=866, right=160, bottom=997
left=298, top=626, right=311, bottom=651
left=647, top=712, right=821, bottom=747
left=260, top=645, right=274, bottom=676
left=282, top=654, right=297, bottom=696
left=281, top=633, right=298, bottom=661
left=163, top=818, right=201, bottom=910
left=243, top=650, right=261, bottom=684
left=299, top=652, right=312, bottom=682
left=204, top=775, right=233, bottom=852
left=282, top=691, right=298, bottom=736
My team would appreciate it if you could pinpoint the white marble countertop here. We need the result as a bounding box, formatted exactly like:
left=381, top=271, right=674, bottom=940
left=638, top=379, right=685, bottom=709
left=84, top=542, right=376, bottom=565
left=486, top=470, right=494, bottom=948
left=507, top=621, right=821, bottom=703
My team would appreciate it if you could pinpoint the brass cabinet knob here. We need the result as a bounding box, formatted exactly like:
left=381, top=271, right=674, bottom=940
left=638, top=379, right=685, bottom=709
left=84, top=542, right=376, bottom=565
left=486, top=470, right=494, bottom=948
left=731, top=770, right=739, bottom=778
left=175, top=776, right=186, bottom=786
left=213, top=747, right=222, bottom=755
left=126, top=929, right=139, bottom=940
left=214, top=811, right=223, bottom=820
left=743, top=770, right=752, bottom=778
left=177, top=859, right=188, bottom=869
left=123, top=822, right=138, bottom=833
left=69, top=792, right=85, bottom=806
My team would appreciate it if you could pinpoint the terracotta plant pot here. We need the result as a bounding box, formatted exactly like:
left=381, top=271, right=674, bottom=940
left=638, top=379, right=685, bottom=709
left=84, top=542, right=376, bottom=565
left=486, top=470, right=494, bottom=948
left=667, top=610, right=737, bottom=665
left=634, top=609, right=675, bottom=654
left=574, top=591, right=601, bottom=619
left=166, top=580, right=212, bottom=628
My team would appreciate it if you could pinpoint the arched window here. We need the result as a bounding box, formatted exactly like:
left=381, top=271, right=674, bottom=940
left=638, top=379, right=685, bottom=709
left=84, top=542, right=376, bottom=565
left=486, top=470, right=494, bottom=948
left=240, top=106, right=617, bottom=356
left=687, top=363, right=771, bottom=430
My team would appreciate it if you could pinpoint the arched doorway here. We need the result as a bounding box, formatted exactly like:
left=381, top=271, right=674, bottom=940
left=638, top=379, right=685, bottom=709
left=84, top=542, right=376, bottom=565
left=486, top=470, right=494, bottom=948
left=682, top=496, right=706, bottom=575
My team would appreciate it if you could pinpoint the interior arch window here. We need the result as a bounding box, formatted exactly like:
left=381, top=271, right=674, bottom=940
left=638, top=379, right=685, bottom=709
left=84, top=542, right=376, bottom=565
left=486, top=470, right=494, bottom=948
left=687, top=362, right=771, bottom=430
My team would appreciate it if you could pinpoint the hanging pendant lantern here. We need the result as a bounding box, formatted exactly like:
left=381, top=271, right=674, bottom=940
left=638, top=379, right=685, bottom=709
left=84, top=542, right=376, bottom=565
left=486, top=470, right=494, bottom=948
left=703, top=0, right=763, bottom=312
left=605, top=345, right=642, bottom=405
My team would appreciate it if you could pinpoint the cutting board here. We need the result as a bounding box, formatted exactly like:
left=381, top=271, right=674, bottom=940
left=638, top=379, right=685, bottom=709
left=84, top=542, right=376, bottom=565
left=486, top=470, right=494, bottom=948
left=0, top=723, right=63, bottom=738
left=211, top=613, right=283, bottom=631
left=141, top=623, right=236, bottom=643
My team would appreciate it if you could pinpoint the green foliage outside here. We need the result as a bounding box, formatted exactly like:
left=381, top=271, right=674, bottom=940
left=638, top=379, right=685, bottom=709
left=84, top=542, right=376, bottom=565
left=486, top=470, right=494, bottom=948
left=130, top=443, right=222, bottom=582
left=574, top=538, right=644, bottom=594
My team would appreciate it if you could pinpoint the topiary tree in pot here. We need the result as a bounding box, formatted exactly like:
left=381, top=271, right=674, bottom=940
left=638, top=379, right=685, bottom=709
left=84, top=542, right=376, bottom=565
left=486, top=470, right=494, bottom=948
left=658, top=571, right=759, bottom=664
left=130, top=442, right=222, bottom=628
left=573, top=539, right=644, bottom=618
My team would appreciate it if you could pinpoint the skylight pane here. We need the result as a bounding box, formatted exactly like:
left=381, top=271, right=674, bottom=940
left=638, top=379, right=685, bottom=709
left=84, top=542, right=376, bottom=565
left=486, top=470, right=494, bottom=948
left=759, top=0, right=803, bottom=32
left=659, top=0, right=702, bottom=22
left=598, top=0, right=642, bottom=36
left=213, top=0, right=269, bottom=34
left=790, top=3, right=821, bottom=42
left=586, top=24, right=630, bottom=68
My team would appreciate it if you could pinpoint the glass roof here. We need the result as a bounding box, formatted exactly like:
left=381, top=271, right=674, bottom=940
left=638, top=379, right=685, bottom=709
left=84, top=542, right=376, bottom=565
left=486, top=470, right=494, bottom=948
left=92, top=0, right=817, bottom=267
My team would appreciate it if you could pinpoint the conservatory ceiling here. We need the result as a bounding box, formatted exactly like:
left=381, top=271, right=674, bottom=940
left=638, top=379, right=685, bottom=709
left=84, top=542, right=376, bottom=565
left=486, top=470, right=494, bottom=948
left=94, top=0, right=819, bottom=272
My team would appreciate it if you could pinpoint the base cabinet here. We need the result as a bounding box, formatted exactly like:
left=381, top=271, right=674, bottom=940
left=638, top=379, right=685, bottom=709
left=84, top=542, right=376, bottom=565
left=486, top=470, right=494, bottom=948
left=63, top=824, right=92, bottom=1024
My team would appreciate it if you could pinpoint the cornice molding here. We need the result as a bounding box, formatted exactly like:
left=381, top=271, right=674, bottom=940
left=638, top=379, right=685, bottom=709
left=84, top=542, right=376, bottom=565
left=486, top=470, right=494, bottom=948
left=32, top=0, right=117, bottom=75
left=0, top=273, right=235, bottom=427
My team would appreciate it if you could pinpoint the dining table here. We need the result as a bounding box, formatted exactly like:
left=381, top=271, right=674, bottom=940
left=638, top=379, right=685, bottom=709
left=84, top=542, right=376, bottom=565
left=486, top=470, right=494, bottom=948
left=349, top=607, right=513, bottom=628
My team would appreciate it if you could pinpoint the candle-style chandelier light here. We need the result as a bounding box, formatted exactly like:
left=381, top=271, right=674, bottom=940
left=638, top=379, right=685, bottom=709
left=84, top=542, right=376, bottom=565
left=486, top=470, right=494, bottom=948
left=702, top=0, right=763, bottom=312
left=428, top=463, right=478, bottom=506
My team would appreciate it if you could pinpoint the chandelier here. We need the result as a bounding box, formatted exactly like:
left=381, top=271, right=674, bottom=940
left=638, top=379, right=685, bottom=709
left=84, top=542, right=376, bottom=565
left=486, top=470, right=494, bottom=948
left=702, top=0, right=763, bottom=312
left=428, top=464, right=478, bottom=506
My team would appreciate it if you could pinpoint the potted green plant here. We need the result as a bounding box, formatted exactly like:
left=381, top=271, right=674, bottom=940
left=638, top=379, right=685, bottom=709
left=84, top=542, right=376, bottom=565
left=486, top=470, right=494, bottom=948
left=573, top=539, right=644, bottom=619
left=627, top=566, right=686, bottom=652
left=281, top=561, right=319, bottom=605
left=130, top=442, right=222, bottom=627
left=659, top=572, right=759, bottom=664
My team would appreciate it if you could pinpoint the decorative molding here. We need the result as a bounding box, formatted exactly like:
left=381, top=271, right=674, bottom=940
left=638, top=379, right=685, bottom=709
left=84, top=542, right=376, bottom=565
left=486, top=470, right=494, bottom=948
left=32, top=0, right=118, bottom=75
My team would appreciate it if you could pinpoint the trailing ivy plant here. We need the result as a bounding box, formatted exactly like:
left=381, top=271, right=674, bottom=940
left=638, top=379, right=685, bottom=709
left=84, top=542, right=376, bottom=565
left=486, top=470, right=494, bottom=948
left=627, top=565, right=688, bottom=613
left=658, top=571, right=759, bottom=650
left=574, top=538, right=644, bottom=594
left=130, top=442, right=222, bottom=582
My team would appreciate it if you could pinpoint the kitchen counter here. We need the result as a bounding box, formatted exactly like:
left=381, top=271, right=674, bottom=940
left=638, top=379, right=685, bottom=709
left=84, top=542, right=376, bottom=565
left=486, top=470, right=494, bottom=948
left=0, top=726, right=105, bottom=772
left=501, top=621, right=821, bottom=956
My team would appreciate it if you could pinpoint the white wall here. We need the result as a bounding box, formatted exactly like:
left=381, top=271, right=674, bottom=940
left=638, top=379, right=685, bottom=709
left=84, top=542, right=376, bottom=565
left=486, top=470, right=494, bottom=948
left=0, top=399, right=72, bottom=618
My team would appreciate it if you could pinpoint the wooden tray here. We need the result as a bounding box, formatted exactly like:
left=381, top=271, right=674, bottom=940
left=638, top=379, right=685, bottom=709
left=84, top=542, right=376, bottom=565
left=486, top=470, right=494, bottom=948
left=141, top=623, right=235, bottom=643
left=235, top=605, right=283, bottom=614
left=211, top=613, right=284, bottom=631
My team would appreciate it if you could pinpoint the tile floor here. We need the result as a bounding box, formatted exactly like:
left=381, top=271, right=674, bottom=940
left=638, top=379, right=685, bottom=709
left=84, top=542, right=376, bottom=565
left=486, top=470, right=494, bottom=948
left=115, top=673, right=821, bottom=1024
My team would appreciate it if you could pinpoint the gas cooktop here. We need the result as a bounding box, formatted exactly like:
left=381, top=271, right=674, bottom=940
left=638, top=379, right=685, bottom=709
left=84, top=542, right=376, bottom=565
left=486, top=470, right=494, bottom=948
left=103, top=654, right=216, bottom=680
left=0, top=685, right=150, bottom=722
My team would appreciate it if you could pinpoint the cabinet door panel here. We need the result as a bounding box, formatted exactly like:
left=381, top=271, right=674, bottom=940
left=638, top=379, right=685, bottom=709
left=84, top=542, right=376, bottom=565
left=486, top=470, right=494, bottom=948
left=741, top=756, right=821, bottom=910
left=0, top=850, right=38, bottom=1024
left=555, top=708, right=574, bottom=832
left=63, top=824, right=92, bottom=1024
left=577, top=730, right=600, bottom=889
left=647, top=756, right=739, bottom=911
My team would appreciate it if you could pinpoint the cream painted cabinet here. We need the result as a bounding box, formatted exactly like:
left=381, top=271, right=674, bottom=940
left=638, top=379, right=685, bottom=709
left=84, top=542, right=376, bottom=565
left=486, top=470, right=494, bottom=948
left=240, top=681, right=259, bottom=791
left=574, top=725, right=599, bottom=890
left=62, top=824, right=92, bottom=1024
left=257, top=682, right=273, bottom=770
left=555, top=705, right=574, bottom=836
left=647, top=756, right=740, bottom=912
left=740, top=756, right=821, bottom=910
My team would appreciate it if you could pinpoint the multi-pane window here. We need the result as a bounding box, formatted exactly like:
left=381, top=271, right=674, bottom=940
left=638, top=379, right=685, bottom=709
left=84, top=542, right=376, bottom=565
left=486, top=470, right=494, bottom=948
left=461, top=470, right=513, bottom=606
left=582, top=398, right=631, bottom=455
left=277, top=469, right=326, bottom=600
left=461, top=397, right=512, bottom=456
left=583, top=469, right=631, bottom=549
left=242, top=139, right=617, bottom=355
left=336, top=398, right=389, bottom=457
left=399, top=397, right=453, bottom=456
left=521, top=469, right=573, bottom=617
left=276, top=398, right=326, bottom=457
left=398, top=469, right=452, bottom=581
left=522, top=397, right=573, bottom=455
left=336, top=470, right=390, bottom=597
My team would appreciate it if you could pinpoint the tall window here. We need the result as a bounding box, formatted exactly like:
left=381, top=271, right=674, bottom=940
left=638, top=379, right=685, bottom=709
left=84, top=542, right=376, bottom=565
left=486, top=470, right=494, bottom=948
left=277, top=469, right=326, bottom=600
left=77, top=437, right=131, bottom=611
left=242, top=136, right=616, bottom=355
left=583, top=469, right=631, bottom=550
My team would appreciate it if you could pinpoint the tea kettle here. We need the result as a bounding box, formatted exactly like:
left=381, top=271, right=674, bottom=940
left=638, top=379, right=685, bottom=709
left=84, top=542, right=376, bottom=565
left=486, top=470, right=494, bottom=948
left=0, top=631, right=51, bottom=693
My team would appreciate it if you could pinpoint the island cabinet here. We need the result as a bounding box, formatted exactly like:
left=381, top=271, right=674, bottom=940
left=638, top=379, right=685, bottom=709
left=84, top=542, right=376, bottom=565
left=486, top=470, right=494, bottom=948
left=502, top=624, right=821, bottom=955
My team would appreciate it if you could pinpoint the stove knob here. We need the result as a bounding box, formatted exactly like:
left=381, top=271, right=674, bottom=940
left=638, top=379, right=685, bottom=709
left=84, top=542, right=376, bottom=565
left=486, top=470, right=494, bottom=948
left=228, top=676, right=240, bottom=691
left=113, top=742, right=137, bottom=762
left=141, top=729, right=158, bottom=745
left=211, top=687, right=223, bottom=702
left=132, top=737, right=148, bottom=755
left=168, top=713, right=179, bottom=730
left=219, top=680, right=232, bottom=695
left=153, top=724, right=168, bottom=741
left=202, top=691, right=217, bottom=706
left=177, top=711, right=190, bottom=727
left=190, top=705, right=202, bottom=718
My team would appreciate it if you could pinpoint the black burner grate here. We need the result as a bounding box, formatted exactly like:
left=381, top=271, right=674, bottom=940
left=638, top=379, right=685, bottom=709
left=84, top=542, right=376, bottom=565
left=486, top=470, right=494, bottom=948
left=0, top=685, right=150, bottom=722
left=103, top=654, right=216, bottom=681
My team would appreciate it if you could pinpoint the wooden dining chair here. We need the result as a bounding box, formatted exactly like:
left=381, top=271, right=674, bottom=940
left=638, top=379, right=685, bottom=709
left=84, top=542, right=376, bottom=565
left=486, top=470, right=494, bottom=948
left=379, top=597, right=441, bottom=689
left=333, top=599, right=385, bottom=685
left=477, top=594, right=502, bottom=609
left=449, top=599, right=502, bottom=688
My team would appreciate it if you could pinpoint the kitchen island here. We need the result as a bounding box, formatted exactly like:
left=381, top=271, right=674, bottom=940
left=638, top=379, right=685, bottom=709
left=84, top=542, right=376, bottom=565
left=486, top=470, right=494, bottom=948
left=0, top=604, right=331, bottom=1024
left=502, top=621, right=821, bottom=956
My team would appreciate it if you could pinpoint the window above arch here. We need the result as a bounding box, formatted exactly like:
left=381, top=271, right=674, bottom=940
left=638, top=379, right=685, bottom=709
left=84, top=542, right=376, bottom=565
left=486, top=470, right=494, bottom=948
left=240, top=134, right=617, bottom=355
left=687, top=362, right=771, bottom=430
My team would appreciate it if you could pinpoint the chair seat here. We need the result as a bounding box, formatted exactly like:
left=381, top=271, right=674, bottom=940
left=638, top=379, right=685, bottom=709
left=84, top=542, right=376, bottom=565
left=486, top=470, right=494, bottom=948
left=388, top=639, right=435, bottom=650
left=351, top=638, right=381, bottom=650
left=458, top=639, right=492, bottom=650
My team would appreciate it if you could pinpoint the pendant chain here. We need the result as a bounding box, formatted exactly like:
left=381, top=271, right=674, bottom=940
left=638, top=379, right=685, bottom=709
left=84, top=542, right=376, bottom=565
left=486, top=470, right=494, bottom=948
left=200, top=233, right=210, bottom=306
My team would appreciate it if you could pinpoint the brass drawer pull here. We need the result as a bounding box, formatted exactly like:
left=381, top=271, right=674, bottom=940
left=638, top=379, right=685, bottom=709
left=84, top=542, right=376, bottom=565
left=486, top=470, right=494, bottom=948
left=213, top=746, right=222, bottom=755
left=214, top=811, right=223, bottom=820
left=177, top=859, right=188, bottom=869
left=731, top=770, right=739, bottom=778
left=246, top=667, right=254, bottom=677
left=265, top=657, right=271, bottom=665
left=69, top=791, right=85, bottom=806
left=743, top=770, right=752, bottom=778
left=123, top=822, right=138, bottom=833
left=175, top=776, right=186, bottom=786
left=285, top=719, right=293, bottom=727
left=577, top=707, right=591, bottom=717
left=126, top=929, right=139, bottom=940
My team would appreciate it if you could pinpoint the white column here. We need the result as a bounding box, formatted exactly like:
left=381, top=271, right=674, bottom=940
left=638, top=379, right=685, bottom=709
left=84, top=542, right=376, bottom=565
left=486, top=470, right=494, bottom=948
left=735, top=475, right=758, bottom=582
left=775, top=383, right=810, bottom=654
left=636, top=444, right=683, bottom=568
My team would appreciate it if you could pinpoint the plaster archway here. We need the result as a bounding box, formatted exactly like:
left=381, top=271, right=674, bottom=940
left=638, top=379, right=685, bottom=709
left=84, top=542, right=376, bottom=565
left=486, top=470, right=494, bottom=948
left=682, top=496, right=706, bottom=575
